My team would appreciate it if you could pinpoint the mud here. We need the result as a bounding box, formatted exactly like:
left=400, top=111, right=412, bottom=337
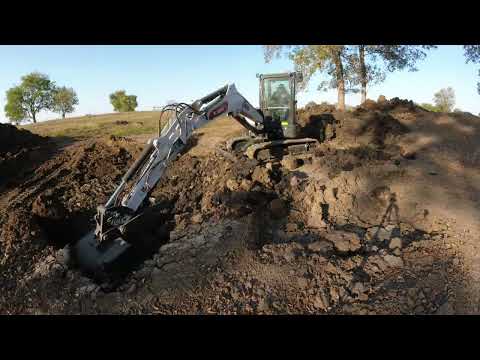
left=1, top=97, right=479, bottom=314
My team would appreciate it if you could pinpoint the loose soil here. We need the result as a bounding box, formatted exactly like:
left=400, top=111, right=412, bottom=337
left=1, top=99, right=480, bottom=314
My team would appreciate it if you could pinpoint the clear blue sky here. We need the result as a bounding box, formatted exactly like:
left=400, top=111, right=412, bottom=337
left=0, top=45, right=478, bottom=123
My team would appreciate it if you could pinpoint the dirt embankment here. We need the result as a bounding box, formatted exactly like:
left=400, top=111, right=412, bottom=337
left=1, top=99, right=480, bottom=315
left=0, top=123, right=53, bottom=191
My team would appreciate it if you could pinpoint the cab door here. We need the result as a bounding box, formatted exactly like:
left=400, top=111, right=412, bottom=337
left=259, top=73, right=297, bottom=138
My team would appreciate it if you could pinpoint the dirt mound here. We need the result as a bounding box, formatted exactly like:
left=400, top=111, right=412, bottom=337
left=356, top=97, right=422, bottom=114
left=1, top=104, right=479, bottom=314
left=0, top=136, right=143, bottom=293
left=297, top=105, right=338, bottom=142
left=0, top=123, right=46, bottom=156
left=0, top=124, right=51, bottom=189
left=337, top=111, right=410, bottom=148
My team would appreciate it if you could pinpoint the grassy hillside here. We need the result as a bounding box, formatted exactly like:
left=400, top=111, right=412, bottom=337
left=22, top=111, right=163, bottom=139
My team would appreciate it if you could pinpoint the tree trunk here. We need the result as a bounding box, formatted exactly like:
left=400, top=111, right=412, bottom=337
left=32, top=112, right=36, bottom=123
left=62, top=112, right=66, bottom=119
left=334, top=49, right=346, bottom=111
left=359, top=45, right=367, bottom=104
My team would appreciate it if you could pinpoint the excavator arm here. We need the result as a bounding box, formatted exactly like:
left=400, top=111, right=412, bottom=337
left=66, top=84, right=266, bottom=279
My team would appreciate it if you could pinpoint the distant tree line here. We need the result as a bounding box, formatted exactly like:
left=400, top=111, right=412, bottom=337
left=4, top=72, right=79, bottom=124
left=5, top=46, right=479, bottom=124
left=4, top=72, right=139, bottom=125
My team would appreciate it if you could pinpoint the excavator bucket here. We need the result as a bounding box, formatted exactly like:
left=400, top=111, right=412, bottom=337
left=64, top=203, right=171, bottom=282
left=63, top=230, right=132, bottom=282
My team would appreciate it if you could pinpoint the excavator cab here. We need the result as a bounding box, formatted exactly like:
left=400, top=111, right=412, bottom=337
left=258, top=72, right=302, bottom=139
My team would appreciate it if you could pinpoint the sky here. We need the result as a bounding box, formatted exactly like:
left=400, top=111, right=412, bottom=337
left=0, top=45, right=478, bottom=123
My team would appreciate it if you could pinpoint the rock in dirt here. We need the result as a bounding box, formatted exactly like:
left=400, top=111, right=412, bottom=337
left=307, top=240, right=333, bottom=254
left=324, top=231, right=361, bottom=253
left=367, top=226, right=392, bottom=242
left=389, top=237, right=403, bottom=250
left=281, top=157, right=302, bottom=171
left=307, top=215, right=327, bottom=229
left=226, top=178, right=240, bottom=191
left=382, top=254, right=404, bottom=268
left=252, top=166, right=273, bottom=187
left=351, top=282, right=368, bottom=301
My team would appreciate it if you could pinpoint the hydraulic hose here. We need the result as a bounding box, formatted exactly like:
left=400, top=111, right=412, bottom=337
left=122, top=142, right=154, bottom=183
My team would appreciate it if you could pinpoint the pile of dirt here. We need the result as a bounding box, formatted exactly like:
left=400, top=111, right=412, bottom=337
left=297, top=105, right=337, bottom=142
left=297, top=97, right=413, bottom=147
left=336, top=110, right=410, bottom=148
left=355, top=96, right=422, bottom=114
left=0, top=123, right=46, bottom=156
left=0, top=136, right=144, bottom=302
left=1, top=100, right=480, bottom=314
left=0, top=124, right=51, bottom=189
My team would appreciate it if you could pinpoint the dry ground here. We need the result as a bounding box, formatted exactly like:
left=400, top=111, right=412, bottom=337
left=2, top=100, right=480, bottom=314
left=21, top=111, right=163, bottom=139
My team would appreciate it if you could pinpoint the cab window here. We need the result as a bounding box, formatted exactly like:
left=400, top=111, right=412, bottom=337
left=263, top=79, right=291, bottom=109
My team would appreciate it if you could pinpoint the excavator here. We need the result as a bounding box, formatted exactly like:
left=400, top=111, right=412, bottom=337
left=64, top=72, right=319, bottom=280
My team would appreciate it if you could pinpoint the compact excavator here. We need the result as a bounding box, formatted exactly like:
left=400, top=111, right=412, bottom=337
left=64, top=72, right=320, bottom=280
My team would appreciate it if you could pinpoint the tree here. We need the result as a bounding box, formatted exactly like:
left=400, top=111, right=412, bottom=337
left=4, top=87, right=26, bottom=125
left=263, top=45, right=437, bottom=108
left=52, top=86, right=79, bottom=119
left=433, top=87, right=455, bottom=112
left=263, top=45, right=358, bottom=111
left=109, top=90, right=138, bottom=112
left=4, top=72, right=55, bottom=124
left=464, top=45, right=480, bottom=94
left=351, top=45, right=437, bottom=103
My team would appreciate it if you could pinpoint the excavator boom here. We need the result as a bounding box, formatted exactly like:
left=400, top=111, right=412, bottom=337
left=64, top=83, right=267, bottom=280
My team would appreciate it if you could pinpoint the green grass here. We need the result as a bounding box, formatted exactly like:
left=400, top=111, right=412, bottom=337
left=22, top=111, right=164, bottom=139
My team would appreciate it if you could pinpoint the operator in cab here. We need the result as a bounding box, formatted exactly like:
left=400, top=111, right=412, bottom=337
left=270, top=83, right=290, bottom=107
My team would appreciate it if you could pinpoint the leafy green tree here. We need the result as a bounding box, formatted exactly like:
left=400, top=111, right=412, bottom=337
left=4, top=72, right=55, bottom=124
left=109, top=90, right=138, bottom=112
left=52, top=86, right=79, bottom=118
left=264, top=45, right=358, bottom=111
left=4, top=87, right=27, bottom=125
left=464, top=45, right=480, bottom=94
left=264, top=45, right=436, bottom=108
left=433, top=87, right=455, bottom=112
